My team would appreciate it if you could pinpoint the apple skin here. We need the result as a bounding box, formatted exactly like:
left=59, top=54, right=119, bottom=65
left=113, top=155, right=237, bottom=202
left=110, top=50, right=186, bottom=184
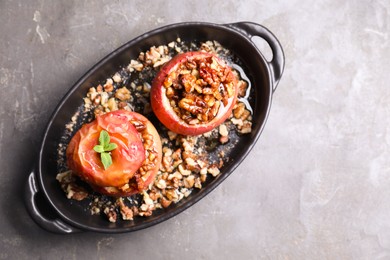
left=151, top=51, right=238, bottom=136
left=66, top=110, right=162, bottom=197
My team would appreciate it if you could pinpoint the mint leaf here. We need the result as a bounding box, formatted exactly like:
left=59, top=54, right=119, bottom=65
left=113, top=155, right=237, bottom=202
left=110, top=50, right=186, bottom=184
left=104, top=143, right=118, bottom=152
left=93, top=145, right=105, bottom=153
left=101, top=152, right=112, bottom=170
left=99, top=130, right=110, bottom=146
left=94, top=130, right=117, bottom=170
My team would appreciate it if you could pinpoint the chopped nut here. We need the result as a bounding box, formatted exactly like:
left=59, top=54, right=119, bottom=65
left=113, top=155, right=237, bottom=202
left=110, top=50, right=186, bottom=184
left=90, top=206, right=100, bottom=215
left=93, top=94, right=101, bottom=105
left=231, top=117, right=243, bottom=126
left=96, top=84, right=103, bottom=93
left=94, top=106, right=104, bottom=117
left=140, top=204, right=149, bottom=212
left=181, top=188, right=192, bottom=197
left=104, top=207, right=117, bottom=223
left=194, top=177, right=202, bottom=189
left=112, top=72, right=122, bottom=83
left=104, top=78, right=114, bottom=92
left=117, top=198, right=134, bottom=220
left=237, top=80, right=248, bottom=97
left=219, top=124, right=228, bottom=137
left=168, top=171, right=183, bottom=180
left=172, top=148, right=182, bottom=161
left=83, top=97, right=92, bottom=108
left=185, top=157, right=200, bottom=172
left=162, top=149, right=174, bottom=173
left=156, top=179, right=167, bottom=190
left=128, top=59, right=144, bottom=72
left=165, top=189, right=178, bottom=201
left=115, top=87, right=131, bottom=101
left=239, top=121, right=252, bottom=134
left=208, top=166, right=220, bottom=177
left=185, top=157, right=197, bottom=167
left=178, top=164, right=191, bottom=176
left=56, top=171, right=72, bottom=183
left=143, top=192, right=154, bottom=205
left=233, top=102, right=246, bottom=119
left=180, top=149, right=192, bottom=159
left=241, top=109, right=251, bottom=121
left=65, top=184, right=88, bottom=201
left=107, top=97, right=118, bottom=111
left=163, top=147, right=173, bottom=156
left=154, top=57, right=171, bottom=67
left=149, top=191, right=159, bottom=201
left=181, top=139, right=194, bottom=152
left=161, top=197, right=172, bottom=208
left=184, top=175, right=195, bottom=188
left=56, top=172, right=88, bottom=201
left=100, top=92, right=109, bottom=106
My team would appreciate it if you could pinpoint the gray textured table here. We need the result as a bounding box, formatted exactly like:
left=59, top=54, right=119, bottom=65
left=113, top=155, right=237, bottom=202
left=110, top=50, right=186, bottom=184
left=1, top=1, right=389, bottom=259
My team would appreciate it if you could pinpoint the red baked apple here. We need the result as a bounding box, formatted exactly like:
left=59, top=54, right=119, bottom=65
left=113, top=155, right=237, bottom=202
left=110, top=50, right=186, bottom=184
left=151, top=51, right=238, bottom=136
left=66, top=110, right=162, bottom=197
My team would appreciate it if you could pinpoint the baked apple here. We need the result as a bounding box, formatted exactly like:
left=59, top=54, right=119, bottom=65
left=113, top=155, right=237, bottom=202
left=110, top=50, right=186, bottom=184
left=66, top=110, right=162, bottom=197
left=151, top=51, right=238, bottom=136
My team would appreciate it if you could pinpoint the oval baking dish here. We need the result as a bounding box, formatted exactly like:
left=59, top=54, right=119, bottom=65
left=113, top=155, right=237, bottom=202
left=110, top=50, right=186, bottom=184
left=24, top=21, right=284, bottom=233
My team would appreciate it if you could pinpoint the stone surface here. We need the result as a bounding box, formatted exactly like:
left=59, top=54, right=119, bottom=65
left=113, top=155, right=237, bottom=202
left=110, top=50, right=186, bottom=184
left=1, top=0, right=390, bottom=259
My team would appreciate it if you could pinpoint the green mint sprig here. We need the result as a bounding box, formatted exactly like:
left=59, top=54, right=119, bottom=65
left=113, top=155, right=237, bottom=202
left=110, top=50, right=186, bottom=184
left=93, top=130, right=118, bottom=170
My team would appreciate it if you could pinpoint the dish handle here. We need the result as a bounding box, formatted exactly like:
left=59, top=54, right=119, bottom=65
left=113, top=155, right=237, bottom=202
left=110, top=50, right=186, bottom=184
left=24, top=169, right=81, bottom=234
left=226, top=22, right=285, bottom=92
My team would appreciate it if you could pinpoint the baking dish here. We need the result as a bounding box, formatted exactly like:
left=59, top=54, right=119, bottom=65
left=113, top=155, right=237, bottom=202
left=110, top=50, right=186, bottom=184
left=24, top=21, right=284, bottom=233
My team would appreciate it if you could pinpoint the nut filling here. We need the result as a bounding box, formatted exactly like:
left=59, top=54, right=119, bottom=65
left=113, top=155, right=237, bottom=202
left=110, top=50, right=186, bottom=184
left=164, top=54, right=236, bottom=125
left=57, top=40, right=254, bottom=223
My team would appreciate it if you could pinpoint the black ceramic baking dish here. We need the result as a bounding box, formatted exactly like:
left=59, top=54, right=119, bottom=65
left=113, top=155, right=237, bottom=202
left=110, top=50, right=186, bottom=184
left=25, top=21, right=284, bottom=233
